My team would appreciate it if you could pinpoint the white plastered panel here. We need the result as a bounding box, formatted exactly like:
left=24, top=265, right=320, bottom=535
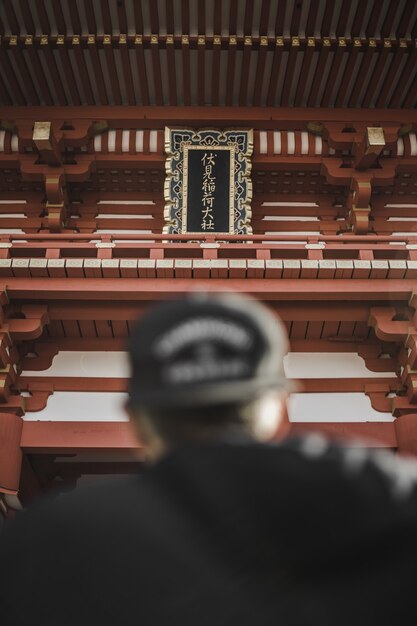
left=288, top=393, right=394, bottom=423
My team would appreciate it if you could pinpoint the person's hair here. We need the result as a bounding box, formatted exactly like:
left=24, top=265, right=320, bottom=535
left=136, top=401, right=254, bottom=447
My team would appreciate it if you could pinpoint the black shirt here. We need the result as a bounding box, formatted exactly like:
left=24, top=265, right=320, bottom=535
left=1, top=436, right=417, bottom=625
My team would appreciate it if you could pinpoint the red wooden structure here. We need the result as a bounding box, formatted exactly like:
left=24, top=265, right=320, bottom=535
left=1, top=0, right=417, bottom=515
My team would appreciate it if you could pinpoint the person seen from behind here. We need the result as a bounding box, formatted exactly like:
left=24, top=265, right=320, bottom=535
left=1, top=291, right=417, bottom=625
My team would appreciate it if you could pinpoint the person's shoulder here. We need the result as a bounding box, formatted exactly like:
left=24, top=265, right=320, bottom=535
left=1, top=474, right=149, bottom=541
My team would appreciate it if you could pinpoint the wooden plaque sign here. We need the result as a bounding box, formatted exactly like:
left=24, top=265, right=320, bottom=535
left=164, top=128, right=253, bottom=234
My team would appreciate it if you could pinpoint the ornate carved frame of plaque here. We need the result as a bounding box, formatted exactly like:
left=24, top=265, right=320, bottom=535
left=164, top=128, right=253, bottom=235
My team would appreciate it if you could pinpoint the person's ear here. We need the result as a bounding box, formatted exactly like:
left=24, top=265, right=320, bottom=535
left=252, top=391, right=287, bottom=441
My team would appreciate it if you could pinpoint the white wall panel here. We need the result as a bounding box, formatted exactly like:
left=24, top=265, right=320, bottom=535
left=23, top=392, right=128, bottom=422
left=288, top=393, right=394, bottom=423
left=283, top=352, right=395, bottom=378
left=23, top=351, right=130, bottom=377
left=24, top=351, right=395, bottom=379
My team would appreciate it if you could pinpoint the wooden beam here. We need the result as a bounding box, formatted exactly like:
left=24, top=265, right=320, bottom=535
left=2, top=277, right=415, bottom=301
left=20, top=420, right=397, bottom=454
left=4, top=106, right=415, bottom=127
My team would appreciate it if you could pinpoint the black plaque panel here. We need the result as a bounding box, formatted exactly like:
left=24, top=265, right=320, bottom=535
left=186, top=149, right=231, bottom=233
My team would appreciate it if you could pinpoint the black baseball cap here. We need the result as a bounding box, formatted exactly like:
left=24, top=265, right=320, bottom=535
left=128, top=292, right=291, bottom=409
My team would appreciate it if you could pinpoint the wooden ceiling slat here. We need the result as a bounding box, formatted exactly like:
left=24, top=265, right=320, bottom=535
left=361, top=45, right=391, bottom=107
left=347, top=46, right=375, bottom=107
left=0, top=12, right=5, bottom=36
left=243, top=1, right=254, bottom=35
left=321, top=44, right=346, bottom=107
left=320, top=1, right=336, bottom=35
left=117, top=2, right=128, bottom=34
left=225, top=39, right=237, bottom=106
left=165, top=0, right=175, bottom=34
left=68, top=1, right=82, bottom=35
left=134, top=40, right=150, bottom=106
left=266, top=42, right=284, bottom=106
left=40, top=44, right=68, bottom=105
left=35, top=0, right=52, bottom=34
left=103, top=44, right=122, bottom=104
left=305, top=0, right=320, bottom=35
left=335, top=2, right=352, bottom=36
left=119, top=42, right=136, bottom=105
left=213, top=0, right=222, bottom=34
left=88, top=40, right=109, bottom=105
left=239, top=41, right=252, bottom=105
left=280, top=43, right=298, bottom=106
left=78, top=320, right=97, bottom=338
left=149, top=1, right=160, bottom=34
left=133, top=3, right=144, bottom=32
left=18, top=0, right=36, bottom=35
left=72, top=44, right=95, bottom=105
left=402, top=62, right=417, bottom=108
left=3, top=0, right=20, bottom=34
left=166, top=38, right=177, bottom=105
left=275, top=1, right=287, bottom=34
left=29, top=45, right=54, bottom=105
left=387, top=47, right=417, bottom=107
left=181, top=0, right=190, bottom=34
left=294, top=43, right=315, bottom=106
left=253, top=41, right=268, bottom=106
left=259, top=0, right=271, bottom=35
left=62, top=320, right=81, bottom=338
left=100, top=0, right=113, bottom=34
left=229, top=0, right=238, bottom=35
left=211, top=37, right=221, bottom=106
left=290, top=3, right=303, bottom=35
left=380, top=2, right=400, bottom=37
left=181, top=38, right=191, bottom=106
left=364, top=0, right=380, bottom=38
left=51, top=1, right=67, bottom=34
left=351, top=1, right=368, bottom=36
left=307, top=44, right=330, bottom=106
left=151, top=40, right=164, bottom=105
left=58, top=45, right=82, bottom=105
left=12, top=47, right=40, bottom=105
left=84, top=0, right=97, bottom=33
left=334, top=43, right=360, bottom=107
left=197, top=0, right=205, bottom=34
left=0, top=67, right=13, bottom=105
left=111, top=320, right=128, bottom=338
left=197, top=39, right=205, bottom=106
left=0, top=49, right=26, bottom=104
left=397, top=0, right=416, bottom=37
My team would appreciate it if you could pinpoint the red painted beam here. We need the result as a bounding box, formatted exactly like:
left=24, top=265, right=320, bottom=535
left=21, top=421, right=141, bottom=454
left=1, top=278, right=415, bottom=301
left=2, top=107, right=417, bottom=128
left=20, top=420, right=397, bottom=454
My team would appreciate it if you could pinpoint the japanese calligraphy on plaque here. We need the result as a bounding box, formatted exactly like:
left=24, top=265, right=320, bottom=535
left=164, top=128, right=253, bottom=234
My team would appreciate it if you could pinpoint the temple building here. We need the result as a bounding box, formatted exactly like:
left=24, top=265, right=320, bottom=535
left=1, top=0, right=417, bottom=518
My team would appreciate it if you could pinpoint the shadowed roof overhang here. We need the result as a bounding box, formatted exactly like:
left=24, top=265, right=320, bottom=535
left=0, top=0, right=416, bottom=108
